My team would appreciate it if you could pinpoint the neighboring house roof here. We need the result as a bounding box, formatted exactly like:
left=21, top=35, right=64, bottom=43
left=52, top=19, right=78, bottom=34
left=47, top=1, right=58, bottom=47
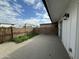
left=40, top=22, right=57, bottom=25
left=0, top=23, right=14, bottom=25
left=40, top=23, right=52, bottom=25
left=25, top=22, right=40, bottom=28
left=0, top=23, right=14, bottom=27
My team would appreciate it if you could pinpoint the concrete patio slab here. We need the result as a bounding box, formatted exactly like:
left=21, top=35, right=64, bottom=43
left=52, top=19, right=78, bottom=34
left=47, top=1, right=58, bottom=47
left=1, top=34, right=70, bottom=59
left=0, top=37, right=34, bottom=59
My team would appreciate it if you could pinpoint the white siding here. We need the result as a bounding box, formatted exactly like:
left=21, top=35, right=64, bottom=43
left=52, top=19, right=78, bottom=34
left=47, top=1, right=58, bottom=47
left=58, top=1, right=77, bottom=59
left=75, top=3, right=79, bottom=59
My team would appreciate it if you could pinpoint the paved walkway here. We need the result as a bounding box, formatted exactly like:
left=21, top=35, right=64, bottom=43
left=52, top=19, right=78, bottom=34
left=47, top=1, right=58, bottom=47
left=0, top=37, right=34, bottom=59
left=2, top=34, right=70, bottom=59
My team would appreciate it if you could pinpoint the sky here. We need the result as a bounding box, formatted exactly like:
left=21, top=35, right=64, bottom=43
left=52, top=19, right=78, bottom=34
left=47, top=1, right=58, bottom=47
left=0, top=0, right=51, bottom=28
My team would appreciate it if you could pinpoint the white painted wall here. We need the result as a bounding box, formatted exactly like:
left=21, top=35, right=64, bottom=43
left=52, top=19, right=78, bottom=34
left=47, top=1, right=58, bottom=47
left=58, top=1, right=78, bottom=59
left=75, top=3, right=79, bottom=59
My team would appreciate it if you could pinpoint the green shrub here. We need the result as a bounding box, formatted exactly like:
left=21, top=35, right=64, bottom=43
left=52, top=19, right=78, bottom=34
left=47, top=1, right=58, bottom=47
left=13, top=35, right=29, bottom=43
left=13, top=32, right=39, bottom=43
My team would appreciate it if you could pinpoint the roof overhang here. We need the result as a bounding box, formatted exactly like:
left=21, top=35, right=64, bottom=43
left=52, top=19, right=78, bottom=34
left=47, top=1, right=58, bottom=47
left=43, top=0, right=71, bottom=22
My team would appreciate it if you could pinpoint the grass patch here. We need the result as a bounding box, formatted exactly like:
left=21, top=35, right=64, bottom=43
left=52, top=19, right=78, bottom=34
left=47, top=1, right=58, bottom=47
left=13, top=32, right=39, bottom=43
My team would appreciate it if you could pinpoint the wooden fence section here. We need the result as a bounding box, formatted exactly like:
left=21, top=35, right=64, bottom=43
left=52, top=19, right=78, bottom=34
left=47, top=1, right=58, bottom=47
left=0, top=27, right=33, bottom=43
left=0, top=27, right=12, bottom=43
left=13, top=28, right=26, bottom=38
left=0, top=23, right=58, bottom=43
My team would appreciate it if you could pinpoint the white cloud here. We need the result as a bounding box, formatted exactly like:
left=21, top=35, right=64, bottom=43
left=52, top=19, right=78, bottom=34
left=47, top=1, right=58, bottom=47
left=23, top=18, right=40, bottom=25
left=36, top=12, right=43, bottom=18
left=23, top=17, right=51, bottom=25
left=34, top=2, right=43, bottom=10
left=36, top=12, right=51, bottom=24
left=24, top=0, right=44, bottom=10
left=0, top=0, right=51, bottom=28
left=24, top=0, right=36, bottom=5
left=0, top=0, right=18, bottom=17
left=0, top=0, right=10, bottom=6
left=43, top=13, right=49, bottom=19
left=21, top=17, right=51, bottom=28
left=0, top=0, right=24, bottom=28
left=36, top=13, right=42, bottom=16
left=14, top=0, right=17, bottom=2
left=13, top=2, right=24, bottom=14
left=40, top=19, right=51, bottom=24
left=0, top=0, right=21, bottom=17
left=36, top=12, right=50, bottom=19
